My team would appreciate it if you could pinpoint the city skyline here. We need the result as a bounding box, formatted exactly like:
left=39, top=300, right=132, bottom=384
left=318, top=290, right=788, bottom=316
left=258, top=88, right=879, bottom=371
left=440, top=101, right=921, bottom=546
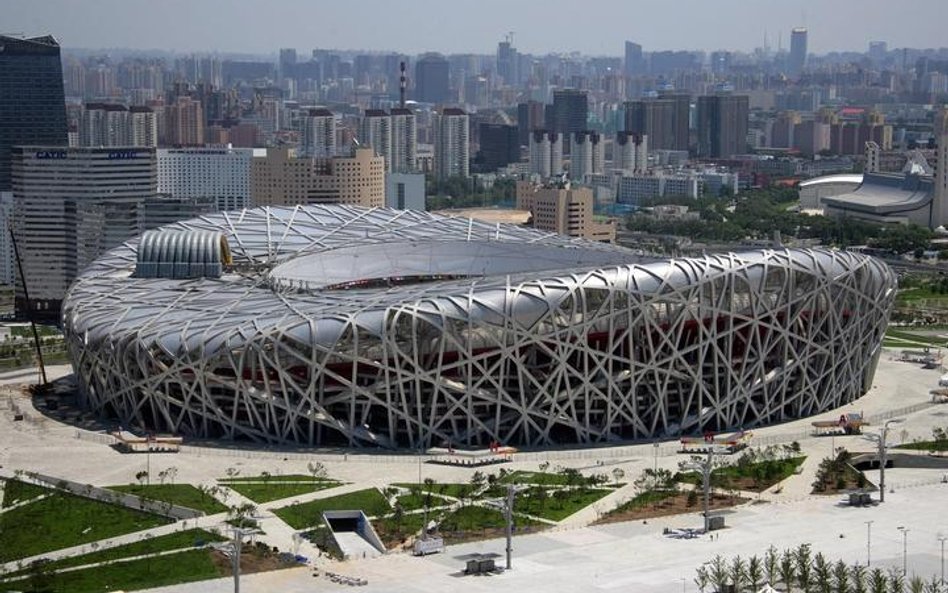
left=7, top=0, right=948, bottom=57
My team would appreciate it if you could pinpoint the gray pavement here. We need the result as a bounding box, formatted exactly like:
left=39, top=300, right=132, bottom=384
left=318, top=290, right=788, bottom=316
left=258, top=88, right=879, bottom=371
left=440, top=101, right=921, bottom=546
left=2, top=352, right=948, bottom=592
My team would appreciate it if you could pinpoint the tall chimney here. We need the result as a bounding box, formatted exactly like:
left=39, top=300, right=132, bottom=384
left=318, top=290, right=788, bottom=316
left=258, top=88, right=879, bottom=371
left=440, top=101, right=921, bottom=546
left=399, top=61, right=406, bottom=109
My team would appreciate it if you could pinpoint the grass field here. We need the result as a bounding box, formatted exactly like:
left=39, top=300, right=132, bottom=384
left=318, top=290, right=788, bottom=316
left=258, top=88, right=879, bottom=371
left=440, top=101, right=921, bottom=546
left=218, top=474, right=331, bottom=483
left=224, top=480, right=341, bottom=504
left=0, top=480, right=172, bottom=563
left=1, top=479, right=49, bottom=508
left=395, top=491, right=452, bottom=512
left=0, top=528, right=225, bottom=578
left=108, top=484, right=228, bottom=514
left=677, top=456, right=806, bottom=492
left=0, top=548, right=222, bottom=593
left=393, top=482, right=475, bottom=500
left=273, top=488, right=390, bottom=529
left=513, top=487, right=613, bottom=521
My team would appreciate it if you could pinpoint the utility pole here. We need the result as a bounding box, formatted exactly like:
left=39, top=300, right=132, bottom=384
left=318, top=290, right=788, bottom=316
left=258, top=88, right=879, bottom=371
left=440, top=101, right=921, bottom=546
left=231, top=526, right=253, bottom=593
left=9, top=225, right=47, bottom=386
left=866, top=418, right=902, bottom=503
left=865, top=520, right=873, bottom=566
left=682, top=449, right=716, bottom=533
left=939, top=535, right=947, bottom=585
left=505, top=484, right=515, bottom=570
left=898, top=526, right=909, bottom=576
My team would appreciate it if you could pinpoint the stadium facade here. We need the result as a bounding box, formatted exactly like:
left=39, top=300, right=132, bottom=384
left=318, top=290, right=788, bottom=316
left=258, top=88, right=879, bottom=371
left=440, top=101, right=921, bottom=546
left=62, top=205, right=896, bottom=449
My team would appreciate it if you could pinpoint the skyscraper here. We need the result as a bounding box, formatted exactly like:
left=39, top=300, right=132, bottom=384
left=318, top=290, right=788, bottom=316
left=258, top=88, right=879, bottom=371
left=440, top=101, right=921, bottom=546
left=12, top=146, right=156, bottom=317
left=300, top=108, right=336, bottom=158
left=0, top=35, right=68, bottom=191
left=414, top=54, right=450, bottom=104
left=789, top=28, right=808, bottom=77
left=624, top=41, right=645, bottom=77
left=477, top=124, right=519, bottom=172
left=517, top=101, right=546, bottom=146
left=528, top=130, right=563, bottom=179
left=696, top=94, right=749, bottom=158
left=549, top=90, right=588, bottom=153
left=497, top=38, right=519, bottom=86
left=389, top=108, right=417, bottom=173
left=360, top=109, right=392, bottom=172
left=624, top=97, right=690, bottom=151
left=569, top=131, right=604, bottom=181
left=434, top=108, right=469, bottom=181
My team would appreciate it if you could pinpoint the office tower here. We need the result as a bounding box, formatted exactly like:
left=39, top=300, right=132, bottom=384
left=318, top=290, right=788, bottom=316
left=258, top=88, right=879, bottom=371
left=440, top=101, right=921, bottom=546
left=251, top=147, right=384, bottom=209
left=0, top=192, right=13, bottom=286
left=11, top=146, right=156, bottom=317
left=696, top=94, right=749, bottom=158
left=529, top=130, right=563, bottom=179
left=658, top=91, right=691, bottom=152
left=624, top=41, right=645, bottom=77
left=414, top=53, right=450, bottom=104
left=279, top=48, right=297, bottom=80
left=616, top=132, right=648, bottom=173
left=516, top=181, right=616, bottom=242
left=360, top=109, right=392, bottom=172
left=517, top=101, right=546, bottom=146
left=624, top=100, right=676, bottom=150
left=792, top=120, right=831, bottom=157
left=710, top=51, right=731, bottom=75
left=789, top=28, right=808, bottom=77
left=771, top=111, right=802, bottom=148
left=569, top=131, right=604, bottom=181
left=477, top=124, right=519, bottom=172
left=157, top=147, right=255, bottom=212
left=390, top=108, right=417, bottom=173
left=549, top=90, right=589, bottom=149
left=497, top=37, right=519, bottom=86
left=300, top=108, right=336, bottom=158
left=165, top=97, right=205, bottom=146
left=0, top=35, right=68, bottom=191
left=868, top=41, right=888, bottom=64
left=434, top=108, right=469, bottom=181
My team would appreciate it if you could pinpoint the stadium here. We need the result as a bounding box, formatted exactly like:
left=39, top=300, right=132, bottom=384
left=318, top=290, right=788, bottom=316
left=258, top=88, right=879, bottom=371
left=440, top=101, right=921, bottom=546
left=62, top=204, right=896, bottom=449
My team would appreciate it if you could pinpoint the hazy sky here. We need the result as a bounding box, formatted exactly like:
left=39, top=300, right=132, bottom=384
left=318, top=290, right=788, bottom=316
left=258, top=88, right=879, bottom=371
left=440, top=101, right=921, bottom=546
left=6, top=0, right=947, bottom=56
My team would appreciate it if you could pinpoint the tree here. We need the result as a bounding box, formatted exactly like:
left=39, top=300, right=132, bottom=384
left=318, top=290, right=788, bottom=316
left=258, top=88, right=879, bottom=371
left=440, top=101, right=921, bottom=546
left=887, top=568, right=905, bottom=593
left=813, top=553, right=832, bottom=593
left=780, top=549, right=797, bottom=593
left=135, top=470, right=149, bottom=487
left=909, top=576, right=926, bottom=593
left=832, top=560, right=850, bottom=593
left=924, top=576, right=942, bottom=593
left=307, top=461, right=327, bottom=480
left=795, top=543, right=813, bottom=592
left=470, top=471, right=486, bottom=494
left=225, top=467, right=240, bottom=479
left=157, top=469, right=168, bottom=485
left=709, top=555, right=729, bottom=593
left=868, top=568, right=887, bottom=593
left=695, top=563, right=710, bottom=593
left=729, top=556, right=747, bottom=592
left=166, top=466, right=178, bottom=485
left=612, top=468, right=625, bottom=488
left=850, top=564, right=867, bottom=593
left=748, top=555, right=764, bottom=592
left=765, top=546, right=779, bottom=586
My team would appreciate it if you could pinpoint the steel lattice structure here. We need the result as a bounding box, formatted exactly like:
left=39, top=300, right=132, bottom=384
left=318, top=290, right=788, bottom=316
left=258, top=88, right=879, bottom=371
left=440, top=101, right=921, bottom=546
left=62, top=204, right=896, bottom=449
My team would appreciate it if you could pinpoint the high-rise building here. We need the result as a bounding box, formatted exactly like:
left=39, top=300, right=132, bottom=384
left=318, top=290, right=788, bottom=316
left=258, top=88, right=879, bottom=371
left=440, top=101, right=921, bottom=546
left=933, top=108, right=948, bottom=227
left=696, top=94, right=749, bottom=158
left=157, top=147, right=256, bottom=212
left=0, top=192, right=13, bottom=286
left=251, top=147, right=384, bottom=209
left=528, top=130, right=563, bottom=179
left=164, top=97, right=204, bottom=146
left=624, top=94, right=690, bottom=151
left=278, top=48, right=297, bottom=80
left=143, top=194, right=216, bottom=230
left=434, top=108, right=469, bottom=180
left=477, top=124, right=519, bottom=172
left=549, top=90, right=589, bottom=151
left=360, top=109, right=392, bottom=172
left=516, top=181, right=615, bottom=242
left=497, top=39, right=519, bottom=86
left=389, top=108, right=417, bottom=173
left=414, top=53, right=450, bottom=104
left=789, top=28, right=808, bottom=77
left=624, top=41, right=645, bottom=77
left=80, top=104, right=158, bottom=148
left=569, top=131, right=604, bottom=181
left=300, top=108, right=336, bottom=158
left=615, top=132, right=648, bottom=173
left=517, top=101, right=546, bottom=147
left=11, top=146, right=156, bottom=316
left=0, top=35, right=68, bottom=191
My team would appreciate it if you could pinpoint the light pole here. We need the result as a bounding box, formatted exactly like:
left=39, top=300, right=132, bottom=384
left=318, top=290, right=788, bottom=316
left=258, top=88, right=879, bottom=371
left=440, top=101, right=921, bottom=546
left=504, top=484, right=516, bottom=570
left=682, top=448, right=717, bottom=533
left=939, top=535, right=947, bottom=585
left=865, top=418, right=902, bottom=503
left=865, top=520, right=873, bottom=566
left=898, top=526, right=909, bottom=576
left=653, top=442, right=660, bottom=473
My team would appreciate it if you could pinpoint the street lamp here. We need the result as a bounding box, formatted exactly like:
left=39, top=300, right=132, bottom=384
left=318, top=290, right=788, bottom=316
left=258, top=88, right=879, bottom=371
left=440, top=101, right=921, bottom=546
left=865, top=418, right=903, bottom=503
left=681, top=448, right=719, bottom=533
left=939, top=535, right=947, bottom=585
left=865, top=520, right=873, bottom=566
left=897, top=526, right=909, bottom=576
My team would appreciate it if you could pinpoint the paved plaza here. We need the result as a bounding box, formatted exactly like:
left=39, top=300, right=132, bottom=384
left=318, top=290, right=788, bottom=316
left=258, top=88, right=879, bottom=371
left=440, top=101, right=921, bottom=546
left=2, top=350, right=948, bottom=592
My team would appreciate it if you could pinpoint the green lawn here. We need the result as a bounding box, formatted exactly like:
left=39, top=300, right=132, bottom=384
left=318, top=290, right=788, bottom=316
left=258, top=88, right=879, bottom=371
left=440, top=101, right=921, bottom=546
left=219, top=474, right=331, bottom=483
left=108, top=484, right=228, bottom=514
left=897, top=440, right=948, bottom=452
left=273, top=488, right=390, bottom=529
left=393, top=482, right=475, bottom=500
left=0, top=548, right=221, bottom=593
left=224, top=480, right=341, bottom=504
left=1, top=529, right=225, bottom=578
left=372, top=512, right=427, bottom=546
left=513, top=487, right=613, bottom=522
left=677, top=456, right=806, bottom=492
left=439, top=506, right=541, bottom=532
left=499, top=471, right=573, bottom=486
left=2, top=479, right=49, bottom=508
left=0, top=480, right=173, bottom=563
left=395, top=491, right=451, bottom=512
left=885, top=328, right=947, bottom=346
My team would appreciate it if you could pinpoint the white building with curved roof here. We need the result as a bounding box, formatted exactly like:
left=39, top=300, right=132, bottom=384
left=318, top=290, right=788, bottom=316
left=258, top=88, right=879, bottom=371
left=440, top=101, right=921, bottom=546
left=63, top=205, right=895, bottom=449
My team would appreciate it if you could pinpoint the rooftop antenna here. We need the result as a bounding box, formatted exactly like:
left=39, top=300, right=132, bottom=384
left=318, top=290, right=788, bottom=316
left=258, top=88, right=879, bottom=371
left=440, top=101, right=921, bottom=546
left=399, top=61, right=406, bottom=109
left=506, top=31, right=515, bottom=46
